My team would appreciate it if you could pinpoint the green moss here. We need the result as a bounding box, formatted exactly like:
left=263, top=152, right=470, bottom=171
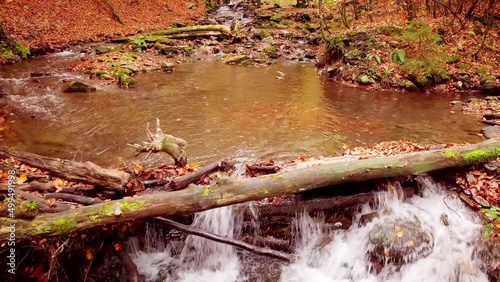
left=32, top=226, right=53, bottom=236
left=89, top=215, right=99, bottom=224
left=444, top=150, right=459, bottom=158
left=101, top=204, right=115, bottom=216
left=120, top=201, right=145, bottom=211
left=24, top=201, right=38, bottom=211
left=262, top=189, right=271, bottom=196
left=202, top=187, right=212, bottom=197
left=53, top=217, right=78, bottom=234
left=463, top=149, right=500, bottom=163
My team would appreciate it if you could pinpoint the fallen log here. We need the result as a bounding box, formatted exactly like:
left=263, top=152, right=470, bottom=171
left=154, top=217, right=292, bottom=262
left=0, top=146, right=131, bottom=192
left=1, top=139, right=499, bottom=242
left=245, top=188, right=415, bottom=218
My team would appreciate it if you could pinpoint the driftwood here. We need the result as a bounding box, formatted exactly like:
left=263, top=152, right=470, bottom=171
left=0, top=146, right=131, bottom=192
left=154, top=217, right=292, bottom=262
left=129, top=119, right=188, bottom=166
left=1, top=139, right=499, bottom=242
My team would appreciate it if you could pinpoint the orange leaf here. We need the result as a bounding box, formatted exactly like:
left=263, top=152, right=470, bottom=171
left=86, top=249, right=94, bottom=260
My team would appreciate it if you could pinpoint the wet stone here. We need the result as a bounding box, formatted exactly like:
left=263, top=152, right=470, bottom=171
left=368, top=216, right=434, bottom=265
left=481, top=126, right=500, bottom=139
left=64, top=81, right=96, bottom=93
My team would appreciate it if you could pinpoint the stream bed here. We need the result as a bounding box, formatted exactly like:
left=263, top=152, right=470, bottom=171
left=0, top=52, right=485, bottom=168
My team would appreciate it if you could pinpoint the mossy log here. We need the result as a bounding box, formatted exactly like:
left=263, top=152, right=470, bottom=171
left=1, top=139, right=499, bottom=242
left=150, top=25, right=233, bottom=37
left=111, top=23, right=241, bottom=43
left=0, top=146, right=131, bottom=192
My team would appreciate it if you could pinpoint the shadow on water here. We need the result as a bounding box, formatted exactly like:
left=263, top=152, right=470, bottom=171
left=0, top=55, right=483, bottom=167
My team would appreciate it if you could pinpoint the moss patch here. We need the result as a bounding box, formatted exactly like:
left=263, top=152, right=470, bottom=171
left=120, top=201, right=146, bottom=211
left=464, top=149, right=500, bottom=163
left=24, top=201, right=38, bottom=211
left=53, top=217, right=78, bottom=234
left=444, top=150, right=459, bottom=158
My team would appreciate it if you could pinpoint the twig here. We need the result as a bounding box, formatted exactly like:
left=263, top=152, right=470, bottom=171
left=154, top=216, right=293, bottom=262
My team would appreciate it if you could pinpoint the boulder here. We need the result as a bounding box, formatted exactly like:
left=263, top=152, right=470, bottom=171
left=481, top=76, right=496, bottom=85
left=368, top=216, right=434, bottom=265
left=95, top=46, right=112, bottom=55
left=64, top=81, right=96, bottom=93
left=481, top=126, right=500, bottom=139
left=482, top=81, right=500, bottom=96
left=415, top=76, right=431, bottom=87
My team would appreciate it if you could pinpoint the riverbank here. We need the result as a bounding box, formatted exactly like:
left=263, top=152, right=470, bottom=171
left=0, top=0, right=205, bottom=63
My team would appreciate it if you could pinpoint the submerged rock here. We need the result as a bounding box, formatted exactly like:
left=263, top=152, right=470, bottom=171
left=481, top=126, right=500, bottom=139
left=64, top=81, right=96, bottom=93
left=368, top=216, right=434, bottom=265
left=161, top=61, right=175, bottom=72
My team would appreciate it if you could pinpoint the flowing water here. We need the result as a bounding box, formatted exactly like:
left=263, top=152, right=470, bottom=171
left=0, top=52, right=489, bottom=281
left=0, top=52, right=484, bottom=168
left=128, top=177, right=487, bottom=282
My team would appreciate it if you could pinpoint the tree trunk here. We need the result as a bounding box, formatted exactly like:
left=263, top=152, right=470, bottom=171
left=0, top=146, right=131, bottom=192
left=1, top=139, right=499, bottom=242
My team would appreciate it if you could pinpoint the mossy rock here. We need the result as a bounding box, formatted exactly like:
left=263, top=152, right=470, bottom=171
left=481, top=76, right=496, bottom=85
left=117, top=73, right=137, bottom=88
left=264, top=45, right=279, bottom=58
left=358, top=74, right=375, bottom=85
left=368, top=216, right=434, bottom=265
left=64, top=81, right=96, bottom=93
left=415, top=76, right=431, bottom=87
left=222, top=54, right=249, bottom=64
left=401, top=80, right=418, bottom=91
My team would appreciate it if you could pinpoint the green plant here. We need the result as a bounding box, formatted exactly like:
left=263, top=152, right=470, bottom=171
left=133, top=37, right=148, bottom=52
left=482, top=206, right=500, bottom=238
left=476, top=66, right=487, bottom=74
left=15, top=42, right=30, bottom=59
left=397, top=21, right=447, bottom=77
left=390, top=49, right=406, bottom=64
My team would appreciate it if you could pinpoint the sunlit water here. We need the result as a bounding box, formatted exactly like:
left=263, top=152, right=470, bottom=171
left=0, top=53, right=484, bottom=167
left=128, top=176, right=487, bottom=282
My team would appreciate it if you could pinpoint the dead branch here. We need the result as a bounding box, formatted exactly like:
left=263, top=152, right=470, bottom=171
left=154, top=217, right=293, bottom=262
left=45, top=193, right=104, bottom=206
